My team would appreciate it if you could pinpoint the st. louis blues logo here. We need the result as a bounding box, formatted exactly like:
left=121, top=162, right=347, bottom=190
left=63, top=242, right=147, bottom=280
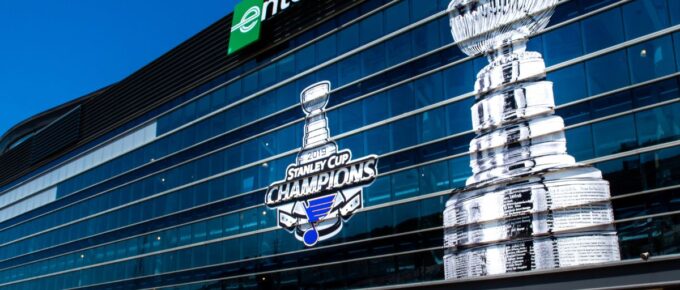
left=265, top=81, right=378, bottom=247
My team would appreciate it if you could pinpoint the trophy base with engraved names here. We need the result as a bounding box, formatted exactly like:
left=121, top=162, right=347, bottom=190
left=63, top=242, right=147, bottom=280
left=443, top=0, right=620, bottom=279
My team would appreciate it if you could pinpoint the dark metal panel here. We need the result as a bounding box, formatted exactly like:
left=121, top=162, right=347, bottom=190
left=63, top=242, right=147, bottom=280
left=30, top=107, right=81, bottom=164
left=0, top=141, right=31, bottom=182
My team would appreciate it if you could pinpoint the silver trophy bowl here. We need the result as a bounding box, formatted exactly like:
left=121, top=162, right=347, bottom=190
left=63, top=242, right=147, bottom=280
left=447, top=0, right=557, bottom=58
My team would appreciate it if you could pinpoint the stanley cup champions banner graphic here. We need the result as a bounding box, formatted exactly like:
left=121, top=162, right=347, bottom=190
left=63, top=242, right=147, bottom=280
left=265, top=81, right=378, bottom=247
left=443, top=0, right=620, bottom=279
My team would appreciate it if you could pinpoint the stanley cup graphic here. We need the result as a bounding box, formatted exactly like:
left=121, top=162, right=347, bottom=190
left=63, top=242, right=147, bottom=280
left=299, top=81, right=338, bottom=163
left=443, top=0, right=620, bottom=279
left=266, top=81, right=374, bottom=247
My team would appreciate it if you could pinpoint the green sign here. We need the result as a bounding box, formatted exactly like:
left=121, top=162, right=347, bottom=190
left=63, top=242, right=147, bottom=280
left=228, top=0, right=263, bottom=55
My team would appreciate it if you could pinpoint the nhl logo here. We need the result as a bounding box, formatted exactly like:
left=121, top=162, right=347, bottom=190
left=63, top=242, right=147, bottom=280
left=265, top=81, right=379, bottom=246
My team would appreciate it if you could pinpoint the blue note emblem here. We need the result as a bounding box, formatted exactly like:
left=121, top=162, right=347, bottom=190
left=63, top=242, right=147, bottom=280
left=264, top=81, right=378, bottom=247
left=302, top=194, right=336, bottom=246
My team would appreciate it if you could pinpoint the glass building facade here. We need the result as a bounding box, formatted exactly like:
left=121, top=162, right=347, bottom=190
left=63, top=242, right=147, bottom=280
left=0, top=0, right=679, bottom=289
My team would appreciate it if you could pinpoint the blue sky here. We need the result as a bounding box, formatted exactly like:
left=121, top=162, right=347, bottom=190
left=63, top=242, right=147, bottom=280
left=0, top=0, right=237, bottom=137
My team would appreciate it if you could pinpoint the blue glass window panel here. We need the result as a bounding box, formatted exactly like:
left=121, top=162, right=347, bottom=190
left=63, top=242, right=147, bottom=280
left=241, top=139, right=258, bottom=164
left=640, top=146, right=680, bottom=189
left=207, top=242, right=224, bottom=265
left=590, top=91, right=633, bottom=119
left=316, top=65, right=338, bottom=88
left=559, top=102, right=590, bottom=126
left=195, top=94, right=211, bottom=120
left=240, top=208, right=259, bottom=233
left=391, top=117, right=418, bottom=151
left=443, top=61, right=474, bottom=99
left=366, top=125, right=391, bottom=155
left=581, top=8, right=625, bottom=53
left=418, top=107, right=448, bottom=143
left=278, top=54, right=296, bottom=80
left=548, top=63, right=587, bottom=105
left=362, top=43, right=387, bottom=75
left=223, top=214, right=239, bottom=236
left=225, top=80, right=241, bottom=104
left=366, top=206, right=394, bottom=236
left=338, top=54, right=362, bottom=87
left=207, top=217, right=223, bottom=239
left=596, top=155, right=642, bottom=195
left=389, top=83, right=416, bottom=116
left=338, top=132, right=366, bottom=157
left=316, top=34, right=337, bottom=63
left=391, top=168, right=419, bottom=199
left=420, top=195, right=444, bottom=228
left=259, top=231, right=277, bottom=256
left=543, top=22, right=583, bottom=66
left=240, top=167, right=258, bottom=192
left=336, top=100, right=364, bottom=134
left=360, top=11, right=384, bottom=43
left=384, top=0, right=409, bottom=33
left=473, top=56, right=487, bottom=74
left=364, top=177, right=391, bottom=206
left=627, top=36, right=676, bottom=83
left=449, top=155, right=470, bottom=189
left=239, top=98, right=261, bottom=125
left=210, top=87, right=227, bottom=112
left=675, top=33, right=680, bottom=70
left=565, top=126, right=595, bottom=161
left=622, top=0, right=670, bottom=40
left=178, top=225, right=192, bottom=246
left=240, top=235, right=259, bottom=259
left=410, top=0, right=438, bottom=21
left=586, top=51, right=631, bottom=96
left=393, top=201, right=420, bottom=232
left=446, top=98, right=474, bottom=135
left=671, top=0, right=680, bottom=25
left=192, top=221, right=207, bottom=242
left=386, top=33, right=414, bottom=67
left=181, top=102, right=196, bottom=126
left=275, top=123, right=300, bottom=154
left=419, top=161, right=450, bottom=194
left=633, top=77, right=679, bottom=107
left=259, top=64, right=277, bottom=87
left=257, top=92, right=278, bottom=119
left=242, top=72, right=259, bottom=96
left=411, top=21, right=441, bottom=56
left=338, top=23, right=360, bottom=54
left=259, top=207, right=276, bottom=229
left=224, top=107, right=241, bottom=131
left=635, top=102, right=680, bottom=146
left=527, top=35, right=544, bottom=56
left=364, top=92, right=390, bottom=125
left=296, top=45, right=316, bottom=72
left=414, top=72, right=444, bottom=108
left=591, top=115, right=637, bottom=156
